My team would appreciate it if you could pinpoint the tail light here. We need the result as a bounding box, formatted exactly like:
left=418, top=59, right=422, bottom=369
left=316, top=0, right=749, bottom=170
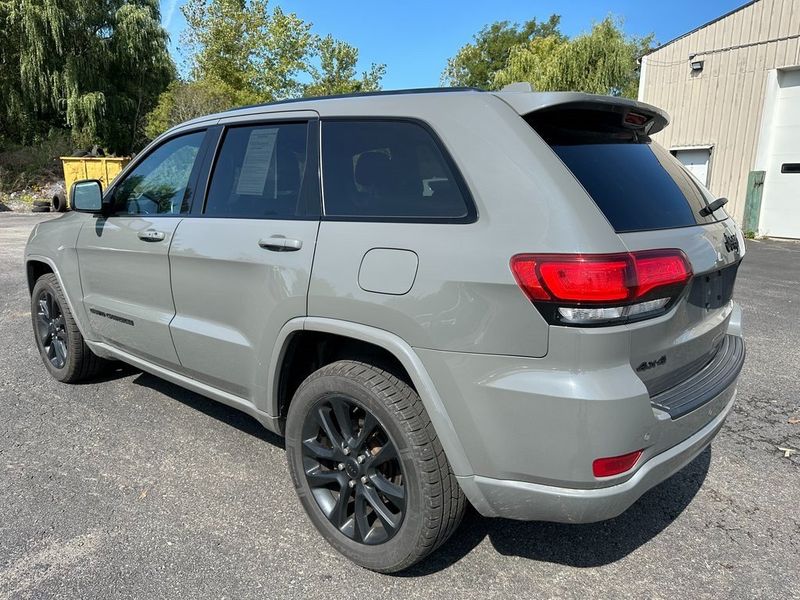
left=510, top=249, right=692, bottom=325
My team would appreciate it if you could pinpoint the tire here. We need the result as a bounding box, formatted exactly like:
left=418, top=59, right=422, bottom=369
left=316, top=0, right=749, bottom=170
left=32, top=206, right=50, bottom=212
left=31, top=274, right=106, bottom=383
left=286, top=360, right=465, bottom=573
left=52, top=193, right=67, bottom=212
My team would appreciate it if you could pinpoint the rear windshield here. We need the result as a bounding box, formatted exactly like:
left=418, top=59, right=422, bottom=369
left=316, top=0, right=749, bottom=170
left=527, top=109, right=724, bottom=233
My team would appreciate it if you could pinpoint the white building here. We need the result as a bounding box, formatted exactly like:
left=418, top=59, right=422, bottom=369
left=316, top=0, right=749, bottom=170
left=639, top=0, right=800, bottom=238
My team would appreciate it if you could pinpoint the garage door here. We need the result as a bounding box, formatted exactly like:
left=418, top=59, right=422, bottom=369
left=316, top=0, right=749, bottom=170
left=760, top=69, right=800, bottom=239
left=673, top=148, right=711, bottom=186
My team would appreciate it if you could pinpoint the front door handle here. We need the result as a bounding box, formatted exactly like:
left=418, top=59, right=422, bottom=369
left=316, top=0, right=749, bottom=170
left=258, top=237, right=303, bottom=252
left=138, top=229, right=165, bottom=242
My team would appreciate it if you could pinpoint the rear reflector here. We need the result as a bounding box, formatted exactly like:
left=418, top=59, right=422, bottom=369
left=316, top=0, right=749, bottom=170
left=592, top=450, right=643, bottom=478
left=510, top=250, right=692, bottom=325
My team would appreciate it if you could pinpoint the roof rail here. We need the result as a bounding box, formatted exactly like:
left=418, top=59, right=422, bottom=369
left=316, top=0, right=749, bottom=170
left=228, top=86, right=483, bottom=113
left=500, top=82, right=534, bottom=93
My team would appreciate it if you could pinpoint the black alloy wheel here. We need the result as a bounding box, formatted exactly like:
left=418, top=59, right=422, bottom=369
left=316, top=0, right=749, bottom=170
left=30, top=273, right=106, bottom=382
left=301, top=395, right=406, bottom=545
left=35, top=290, right=68, bottom=369
left=286, top=361, right=466, bottom=572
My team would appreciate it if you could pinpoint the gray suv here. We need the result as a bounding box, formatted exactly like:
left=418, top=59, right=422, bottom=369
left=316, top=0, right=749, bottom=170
left=25, top=87, right=745, bottom=572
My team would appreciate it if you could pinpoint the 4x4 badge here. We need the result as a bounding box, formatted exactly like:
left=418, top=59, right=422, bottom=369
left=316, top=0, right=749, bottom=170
left=724, top=232, right=740, bottom=253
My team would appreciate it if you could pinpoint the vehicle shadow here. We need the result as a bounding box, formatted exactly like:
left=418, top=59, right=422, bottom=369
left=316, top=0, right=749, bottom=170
left=129, top=370, right=285, bottom=448
left=73, top=360, right=140, bottom=385
left=403, top=447, right=712, bottom=575
left=110, top=366, right=710, bottom=574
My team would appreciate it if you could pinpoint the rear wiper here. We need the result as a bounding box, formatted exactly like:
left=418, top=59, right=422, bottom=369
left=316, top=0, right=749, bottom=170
left=699, top=197, right=728, bottom=217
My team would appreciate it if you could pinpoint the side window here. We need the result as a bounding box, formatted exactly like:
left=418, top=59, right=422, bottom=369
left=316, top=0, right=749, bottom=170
left=112, top=131, right=205, bottom=215
left=204, top=122, right=310, bottom=218
left=321, top=120, right=472, bottom=221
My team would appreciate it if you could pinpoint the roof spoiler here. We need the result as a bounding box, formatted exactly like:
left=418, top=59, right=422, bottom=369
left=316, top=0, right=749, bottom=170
left=493, top=91, right=670, bottom=135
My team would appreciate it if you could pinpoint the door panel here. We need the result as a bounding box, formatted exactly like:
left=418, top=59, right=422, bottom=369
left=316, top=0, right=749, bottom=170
left=169, top=219, right=319, bottom=399
left=168, top=118, right=320, bottom=403
left=78, top=217, right=183, bottom=366
left=76, top=129, right=207, bottom=367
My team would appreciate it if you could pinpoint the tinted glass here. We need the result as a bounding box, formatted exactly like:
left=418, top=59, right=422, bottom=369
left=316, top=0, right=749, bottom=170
left=321, top=120, right=471, bottom=220
left=527, top=109, right=723, bottom=233
left=205, top=123, right=309, bottom=218
left=113, top=132, right=204, bottom=215
left=553, top=142, right=720, bottom=232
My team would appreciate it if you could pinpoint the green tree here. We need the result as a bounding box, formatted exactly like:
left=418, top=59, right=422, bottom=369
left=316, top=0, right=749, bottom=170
left=303, top=34, right=385, bottom=98
left=181, top=0, right=313, bottom=104
left=441, top=16, right=563, bottom=89
left=493, top=18, right=653, bottom=98
left=0, top=0, right=174, bottom=152
left=145, top=80, right=233, bottom=139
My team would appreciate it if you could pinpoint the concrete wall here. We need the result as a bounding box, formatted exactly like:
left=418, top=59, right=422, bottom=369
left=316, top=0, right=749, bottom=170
left=639, top=0, right=800, bottom=222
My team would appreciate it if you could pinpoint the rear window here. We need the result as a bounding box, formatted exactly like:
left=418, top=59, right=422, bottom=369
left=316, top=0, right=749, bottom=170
left=527, top=109, right=723, bottom=233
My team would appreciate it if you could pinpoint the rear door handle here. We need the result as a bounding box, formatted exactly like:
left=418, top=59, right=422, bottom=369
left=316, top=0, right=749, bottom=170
left=258, top=237, right=303, bottom=252
left=138, top=229, right=165, bottom=242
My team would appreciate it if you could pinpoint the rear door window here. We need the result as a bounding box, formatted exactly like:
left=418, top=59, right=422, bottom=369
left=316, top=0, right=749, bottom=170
left=205, top=122, right=312, bottom=219
left=527, top=110, right=723, bottom=232
left=321, top=120, right=474, bottom=222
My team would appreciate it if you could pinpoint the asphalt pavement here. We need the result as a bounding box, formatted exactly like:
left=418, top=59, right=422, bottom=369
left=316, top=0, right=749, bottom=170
left=1, top=212, right=798, bottom=599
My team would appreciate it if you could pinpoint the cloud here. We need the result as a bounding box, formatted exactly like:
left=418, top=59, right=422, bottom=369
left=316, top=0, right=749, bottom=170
left=163, top=0, right=179, bottom=29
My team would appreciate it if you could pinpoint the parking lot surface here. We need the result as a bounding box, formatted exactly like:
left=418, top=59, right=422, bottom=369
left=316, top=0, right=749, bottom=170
left=1, top=213, right=798, bottom=599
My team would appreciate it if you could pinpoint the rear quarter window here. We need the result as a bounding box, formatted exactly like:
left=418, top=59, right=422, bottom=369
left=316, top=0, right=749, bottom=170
left=321, top=120, right=475, bottom=222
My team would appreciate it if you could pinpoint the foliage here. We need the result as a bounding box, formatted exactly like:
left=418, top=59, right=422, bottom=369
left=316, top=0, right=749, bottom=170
left=138, top=0, right=387, bottom=138
left=493, top=18, right=653, bottom=97
left=0, top=129, right=72, bottom=193
left=441, top=16, right=563, bottom=89
left=303, top=35, right=386, bottom=98
left=181, top=0, right=313, bottom=105
left=0, top=0, right=174, bottom=153
left=145, top=80, right=233, bottom=139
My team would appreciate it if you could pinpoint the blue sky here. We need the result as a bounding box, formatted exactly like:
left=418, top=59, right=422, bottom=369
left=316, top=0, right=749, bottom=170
left=159, top=0, right=748, bottom=88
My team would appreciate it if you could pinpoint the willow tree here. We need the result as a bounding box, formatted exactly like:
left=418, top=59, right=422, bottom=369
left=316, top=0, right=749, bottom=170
left=441, top=16, right=564, bottom=89
left=0, top=0, right=174, bottom=152
left=493, top=18, right=653, bottom=98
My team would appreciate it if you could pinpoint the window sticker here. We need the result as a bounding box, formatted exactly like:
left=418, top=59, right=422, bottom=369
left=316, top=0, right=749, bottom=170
left=236, top=128, right=278, bottom=195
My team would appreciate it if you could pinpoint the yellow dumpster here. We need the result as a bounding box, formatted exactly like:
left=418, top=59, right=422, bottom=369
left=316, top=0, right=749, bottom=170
left=60, top=156, right=131, bottom=204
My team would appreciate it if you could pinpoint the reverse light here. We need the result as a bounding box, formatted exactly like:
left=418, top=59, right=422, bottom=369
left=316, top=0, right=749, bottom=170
left=510, top=250, right=692, bottom=325
left=592, top=450, right=643, bottom=478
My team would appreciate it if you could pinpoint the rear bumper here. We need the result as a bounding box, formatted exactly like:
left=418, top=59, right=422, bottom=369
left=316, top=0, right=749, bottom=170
left=415, top=310, right=744, bottom=522
left=457, top=390, right=735, bottom=523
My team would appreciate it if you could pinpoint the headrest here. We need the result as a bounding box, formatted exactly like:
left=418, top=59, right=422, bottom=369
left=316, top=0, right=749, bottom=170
left=355, top=152, right=393, bottom=189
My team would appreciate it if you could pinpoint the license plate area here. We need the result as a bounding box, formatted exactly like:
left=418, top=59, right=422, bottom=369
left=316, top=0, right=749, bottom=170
left=687, top=262, right=740, bottom=310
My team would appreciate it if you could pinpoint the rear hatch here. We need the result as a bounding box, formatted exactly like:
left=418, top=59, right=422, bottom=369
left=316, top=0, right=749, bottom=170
left=504, top=93, right=745, bottom=414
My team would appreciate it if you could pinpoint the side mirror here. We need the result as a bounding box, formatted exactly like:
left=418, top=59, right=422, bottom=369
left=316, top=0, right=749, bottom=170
left=70, top=179, right=104, bottom=213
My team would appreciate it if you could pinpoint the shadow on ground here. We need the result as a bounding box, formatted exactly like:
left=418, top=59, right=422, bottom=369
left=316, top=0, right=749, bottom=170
left=123, top=364, right=710, bottom=575
left=406, top=447, right=711, bottom=575
left=130, top=369, right=285, bottom=448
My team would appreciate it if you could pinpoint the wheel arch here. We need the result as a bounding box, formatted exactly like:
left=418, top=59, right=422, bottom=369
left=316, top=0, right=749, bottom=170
left=26, top=259, right=54, bottom=294
left=269, top=317, right=474, bottom=477
left=25, top=255, right=92, bottom=340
